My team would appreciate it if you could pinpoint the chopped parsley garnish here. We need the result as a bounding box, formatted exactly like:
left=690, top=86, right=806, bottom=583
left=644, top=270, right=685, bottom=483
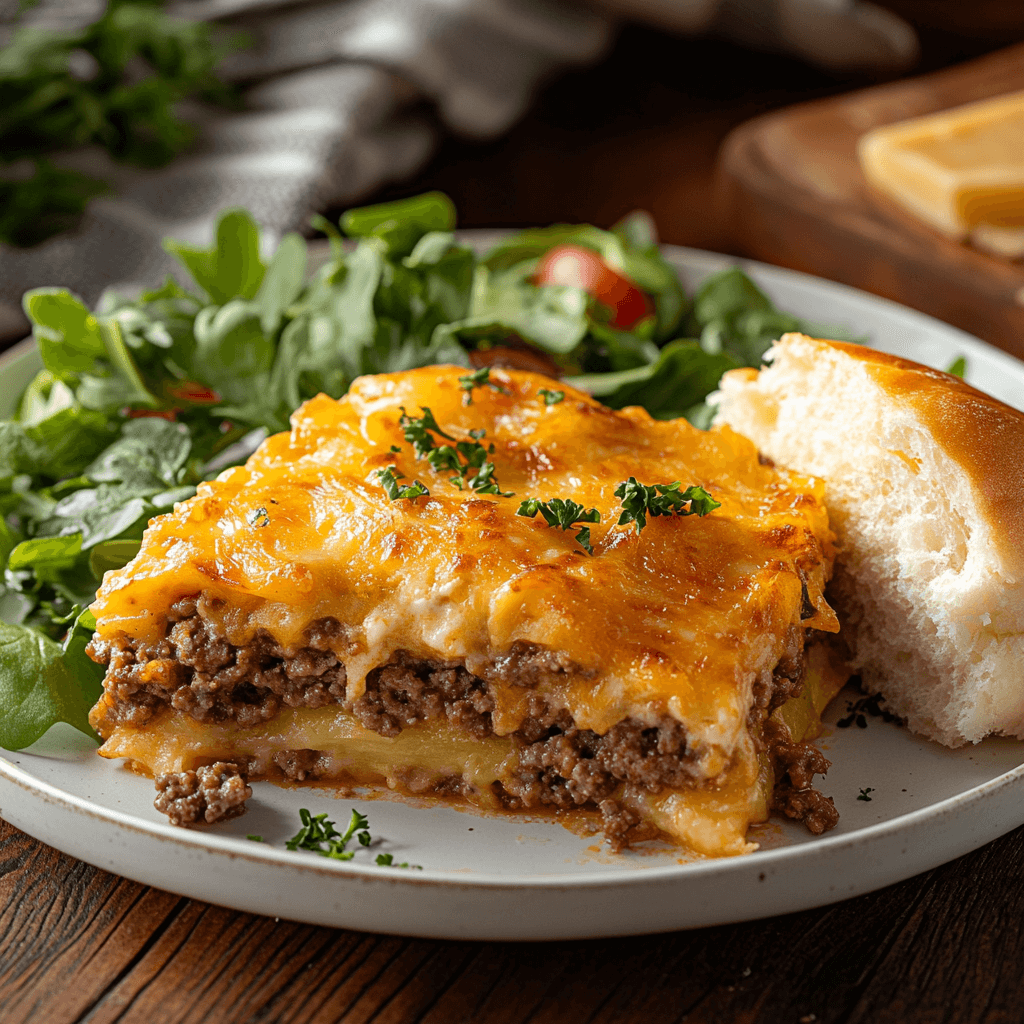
left=286, top=808, right=372, bottom=860
left=247, top=834, right=264, bottom=842
left=857, top=787, right=875, bottom=802
left=375, top=466, right=430, bottom=500
left=517, top=498, right=601, bottom=554
left=614, top=478, right=720, bottom=533
left=376, top=853, right=422, bottom=869
left=398, top=407, right=512, bottom=496
left=538, top=388, right=565, bottom=406
left=946, top=356, right=967, bottom=378
left=265, top=808, right=423, bottom=867
left=399, top=406, right=456, bottom=457
left=247, top=507, right=270, bottom=528
left=458, top=367, right=510, bottom=404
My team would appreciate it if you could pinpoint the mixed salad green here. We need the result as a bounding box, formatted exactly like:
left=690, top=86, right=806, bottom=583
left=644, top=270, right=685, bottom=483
left=0, top=190, right=860, bottom=750
left=0, top=0, right=241, bottom=247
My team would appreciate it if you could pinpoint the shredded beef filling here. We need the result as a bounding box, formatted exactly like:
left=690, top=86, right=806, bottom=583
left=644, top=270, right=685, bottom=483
left=90, top=602, right=837, bottom=845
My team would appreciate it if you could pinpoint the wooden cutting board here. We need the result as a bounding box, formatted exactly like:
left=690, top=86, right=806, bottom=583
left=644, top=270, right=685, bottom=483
left=717, top=43, right=1024, bottom=361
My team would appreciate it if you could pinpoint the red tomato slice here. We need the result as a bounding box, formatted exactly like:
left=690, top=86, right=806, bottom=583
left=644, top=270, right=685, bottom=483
left=535, top=244, right=651, bottom=329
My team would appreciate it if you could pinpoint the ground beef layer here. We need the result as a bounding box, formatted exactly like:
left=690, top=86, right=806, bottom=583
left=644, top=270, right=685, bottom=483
left=87, top=600, right=837, bottom=846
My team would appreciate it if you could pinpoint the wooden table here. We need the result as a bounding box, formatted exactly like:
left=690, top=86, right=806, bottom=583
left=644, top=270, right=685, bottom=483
left=4, top=817, right=1024, bottom=1022
left=5, top=23, right=1024, bottom=1024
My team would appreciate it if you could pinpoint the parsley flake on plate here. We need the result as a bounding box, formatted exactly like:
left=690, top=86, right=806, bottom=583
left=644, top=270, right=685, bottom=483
left=286, top=808, right=371, bottom=860
left=376, top=853, right=422, bottom=869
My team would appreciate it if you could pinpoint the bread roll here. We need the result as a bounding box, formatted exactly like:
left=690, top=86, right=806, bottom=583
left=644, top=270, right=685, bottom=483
left=713, top=332, right=1024, bottom=747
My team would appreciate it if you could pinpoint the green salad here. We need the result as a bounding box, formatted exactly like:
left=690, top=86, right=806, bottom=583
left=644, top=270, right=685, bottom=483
left=0, top=191, right=860, bottom=750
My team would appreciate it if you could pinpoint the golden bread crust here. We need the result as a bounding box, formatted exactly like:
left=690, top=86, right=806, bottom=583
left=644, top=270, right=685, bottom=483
left=778, top=335, right=1024, bottom=578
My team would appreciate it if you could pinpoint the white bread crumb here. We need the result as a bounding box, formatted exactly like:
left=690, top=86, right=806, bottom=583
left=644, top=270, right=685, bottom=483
left=714, top=332, right=1024, bottom=747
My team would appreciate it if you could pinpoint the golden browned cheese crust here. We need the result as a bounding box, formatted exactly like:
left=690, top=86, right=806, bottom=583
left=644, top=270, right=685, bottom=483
left=91, top=366, right=836, bottom=743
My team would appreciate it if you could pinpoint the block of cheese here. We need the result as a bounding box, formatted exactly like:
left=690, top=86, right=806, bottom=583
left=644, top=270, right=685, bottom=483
left=858, top=90, right=1024, bottom=239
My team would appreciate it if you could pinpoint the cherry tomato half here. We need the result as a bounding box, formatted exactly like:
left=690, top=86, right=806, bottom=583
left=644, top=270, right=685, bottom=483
left=534, top=244, right=651, bottom=329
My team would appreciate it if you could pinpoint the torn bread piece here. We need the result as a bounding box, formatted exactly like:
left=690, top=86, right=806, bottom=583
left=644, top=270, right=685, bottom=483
left=714, top=332, right=1024, bottom=747
left=87, top=366, right=842, bottom=856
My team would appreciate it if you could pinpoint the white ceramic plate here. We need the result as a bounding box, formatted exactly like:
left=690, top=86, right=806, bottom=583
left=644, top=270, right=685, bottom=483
left=2, top=244, right=1023, bottom=941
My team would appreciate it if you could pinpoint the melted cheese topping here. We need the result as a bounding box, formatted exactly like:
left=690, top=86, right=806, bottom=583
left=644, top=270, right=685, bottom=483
left=90, top=366, right=839, bottom=853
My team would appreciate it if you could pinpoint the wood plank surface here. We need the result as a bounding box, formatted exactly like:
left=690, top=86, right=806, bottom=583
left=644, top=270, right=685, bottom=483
left=717, top=44, right=1024, bottom=359
left=3, top=815, right=1024, bottom=1023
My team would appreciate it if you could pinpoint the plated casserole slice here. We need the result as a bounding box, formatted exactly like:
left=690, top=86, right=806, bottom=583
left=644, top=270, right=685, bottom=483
left=87, top=366, right=844, bottom=856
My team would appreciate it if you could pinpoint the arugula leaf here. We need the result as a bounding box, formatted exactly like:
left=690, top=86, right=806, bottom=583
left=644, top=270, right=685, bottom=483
left=164, top=209, right=266, bottom=304
left=191, top=300, right=274, bottom=407
left=0, top=407, right=114, bottom=485
left=436, top=265, right=590, bottom=356
left=85, top=418, right=192, bottom=491
left=0, top=621, right=99, bottom=749
left=88, top=539, right=142, bottom=579
left=0, top=519, right=15, bottom=571
left=60, top=607, right=106, bottom=707
left=8, top=535, right=83, bottom=576
left=341, top=192, right=456, bottom=258
left=567, top=340, right=740, bottom=423
left=24, top=288, right=157, bottom=412
left=255, top=232, right=307, bottom=336
left=24, top=289, right=107, bottom=377
left=685, top=267, right=863, bottom=367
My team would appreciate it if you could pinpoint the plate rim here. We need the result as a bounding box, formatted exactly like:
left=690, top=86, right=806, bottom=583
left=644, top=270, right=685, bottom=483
left=3, top=735, right=1023, bottom=890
